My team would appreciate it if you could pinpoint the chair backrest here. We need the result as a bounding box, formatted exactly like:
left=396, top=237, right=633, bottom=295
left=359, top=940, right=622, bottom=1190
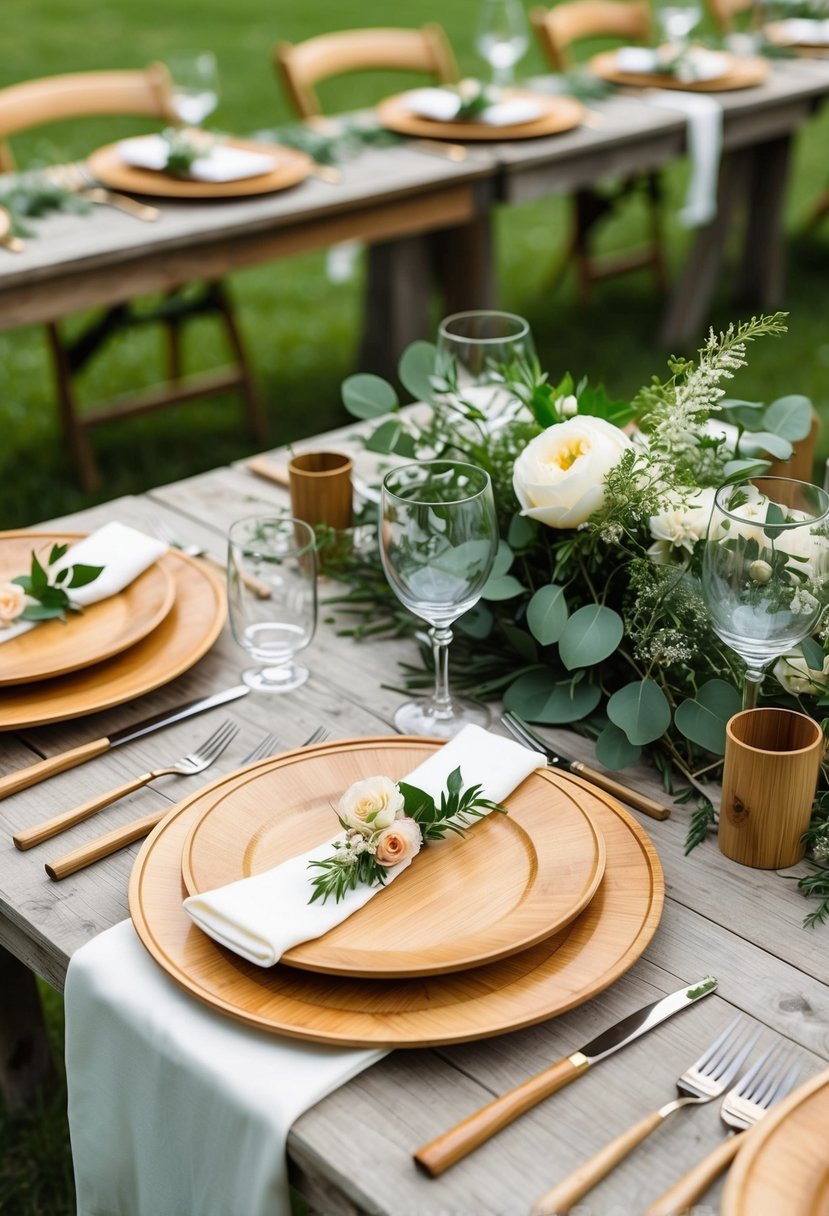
left=275, top=25, right=459, bottom=118
left=705, top=0, right=753, bottom=32
left=531, top=1, right=651, bottom=70
left=0, top=64, right=176, bottom=171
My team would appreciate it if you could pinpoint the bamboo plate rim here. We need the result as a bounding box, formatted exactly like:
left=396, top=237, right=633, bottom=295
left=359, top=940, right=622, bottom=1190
left=129, top=738, right=664, bottom=1048
left=376, top=90, right=585, bottom=141
left=722, top=1065, right=829, bottom=1216
left=589, top=50, right=769, bottom=90
left=86, top=138, right=313, bottom=199
left=0, top=548, right=225, bottom=730
left=0, top=532, right=176, bottom=685
left=178, top=741, right=607, bottom=978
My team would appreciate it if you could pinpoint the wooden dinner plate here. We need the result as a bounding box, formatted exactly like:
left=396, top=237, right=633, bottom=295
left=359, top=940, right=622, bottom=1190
left=0, top=550, right=224, bottom=730
left=86, top=139, right=313, bottom=199
left=765, top=21, right=829, bottom=53
left=589, top=50, right=769, bottom=90
left=0, top=532, right=176, bottom=685
left=723, top=1066, right=829, bottom=1216
left=376, top=90, right=585, bottom=141
left=129, top=739, right=664, bottom=1047
left=179, top=740, right=607, bottom=977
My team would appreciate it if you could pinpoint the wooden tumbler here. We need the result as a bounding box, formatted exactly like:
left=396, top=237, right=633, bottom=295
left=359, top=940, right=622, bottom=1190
left=719, top=708, right=824, bottom=869
left=288, top=451, right=353, bottom=531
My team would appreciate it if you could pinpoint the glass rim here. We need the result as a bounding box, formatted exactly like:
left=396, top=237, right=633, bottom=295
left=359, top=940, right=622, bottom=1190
left=713, top=476, right=829, bottom=528
left=382, top=460, right=491, bottom=506
left=437, top=310, right=530, bottom=344
left=227, top=513, right=316, bottom=558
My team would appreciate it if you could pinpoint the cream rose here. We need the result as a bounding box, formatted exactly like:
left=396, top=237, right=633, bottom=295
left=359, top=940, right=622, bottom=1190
left=337, top=776, right=404, bottom=834
left=374, top=817, right=422, bottom=868
left=648, top=487, right=716, bottom=556
left=0, top=581, right=25, bottom=627
left=773, top=648, right=829, bottom=696
left=513, top=416, right=633, bottom=529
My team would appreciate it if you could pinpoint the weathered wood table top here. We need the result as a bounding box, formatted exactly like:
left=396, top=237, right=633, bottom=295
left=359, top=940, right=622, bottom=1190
left=1, top=420, right=828, bottom=1214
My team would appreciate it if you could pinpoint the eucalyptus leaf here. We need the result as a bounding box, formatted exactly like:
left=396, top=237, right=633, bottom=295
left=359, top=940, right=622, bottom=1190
left=480, top=573, right=525, bottom=601
left=674, top=678, right=741, bottom=755
left=763, top=501, right=787, bottom=541
left=508, top=513, right=538, bottom=549
left=341, top=373, right=398, bottom=420
left=503, top=668, right=601, bottom=724
left=398, top=341, right=438, bottom=404
left=491, top=540, right=514, bottom=579
left=364, top=419, right=403, bottom=454
left=763, top=394, right=813, bottom=442
left=501, top=621, right=539, bottom=664
left=722, top=458, right=771, bottom=482
left=721, top=397, right=765, bottom=429
left=606, top=679, right=671, bottom=745
left=558, top=604, right=624, bottom=671
left=456, top=602, right=494, bottom=639
left=595, top=723, right=642, bottom=770
left=526, top=584, right=568, bottom=645
left=738, top=431, right=793, bottom=461
left=800, top=636, right=825, bottom=671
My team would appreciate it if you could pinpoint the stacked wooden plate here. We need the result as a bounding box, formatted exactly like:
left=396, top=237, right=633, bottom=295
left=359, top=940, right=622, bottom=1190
left=0, top=531, right=226, bottom=730
left=130, top=736, right=664, bottom=1048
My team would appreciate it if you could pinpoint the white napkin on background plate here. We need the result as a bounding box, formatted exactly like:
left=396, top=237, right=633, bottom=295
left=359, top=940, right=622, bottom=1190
left=118, top=135, right=275, bottom=182
left=615, top=46, right=728, bottom=82
left=404, top=87, right=542, bottom=127
left=183, top=724, right=540, bottom=967
left=774, top=17, right=829, bottom=43
left=641, top=90, right=723, bottom=227
left=0, top=521, right=167, bottom=646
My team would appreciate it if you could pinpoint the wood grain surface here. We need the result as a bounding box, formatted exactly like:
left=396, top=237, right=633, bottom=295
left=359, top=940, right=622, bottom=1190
left=589, top=50, right=769, bottom=91
left=86, top=139, right=313, bottom=199
left=376, top=91, right=585, bottom=141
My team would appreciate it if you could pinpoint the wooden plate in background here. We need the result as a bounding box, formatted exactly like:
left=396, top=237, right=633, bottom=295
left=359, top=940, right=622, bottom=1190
left=589, top=50, right=768, bottom=90
left=376, top=91, right=584, bottom=141
left=86, top=139, right=313, bottom=199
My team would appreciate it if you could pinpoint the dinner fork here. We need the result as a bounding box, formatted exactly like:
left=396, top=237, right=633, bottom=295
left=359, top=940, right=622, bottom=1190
left=150, top=513, right=271, bottom=600
left=46, top=163, right=160, bottom=222
left=13, top=720, right=238, bottom=850
left=644, top=1044, right=801, bottom=1216
left=531, top=1016, right=761, bottom=1215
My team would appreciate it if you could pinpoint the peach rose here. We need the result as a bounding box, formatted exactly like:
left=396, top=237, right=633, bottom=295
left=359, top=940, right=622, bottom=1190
left=0, top=581, right=25, bottom=627
left=338, top=776, right=404, bottom=834
left=374, top=817, right=422, bottom=868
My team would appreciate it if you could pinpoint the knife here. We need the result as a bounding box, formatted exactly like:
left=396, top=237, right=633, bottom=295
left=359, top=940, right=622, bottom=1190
left=0, top=685, right=250, bottom=801
left=413, top=976, right=718, bottom=1177
left=502, top=712, right=671, bottom=821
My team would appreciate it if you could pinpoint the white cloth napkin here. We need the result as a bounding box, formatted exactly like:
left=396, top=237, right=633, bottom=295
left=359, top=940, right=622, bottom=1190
left=775, top=17, right=829, bottom=43
left=183, top=724, right=540, bottom=966
left=614, top=46, right=729, bottom=82
left=641, top=90, right=723, bottom=227
left=118, top=135, right=275, bottom=182
left=0, top=521, right=167, bottom=645
left=404, top=87, right=542, bottom=126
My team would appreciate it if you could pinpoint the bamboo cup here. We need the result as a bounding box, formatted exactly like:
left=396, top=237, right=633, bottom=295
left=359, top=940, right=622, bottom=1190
left=719, top=708, right=824, bottom=869
left=288, top=451, right=353, bottom=531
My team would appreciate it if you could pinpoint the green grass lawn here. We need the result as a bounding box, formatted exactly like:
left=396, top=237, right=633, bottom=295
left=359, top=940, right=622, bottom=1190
left=2, top=0, right=829, bottom=1212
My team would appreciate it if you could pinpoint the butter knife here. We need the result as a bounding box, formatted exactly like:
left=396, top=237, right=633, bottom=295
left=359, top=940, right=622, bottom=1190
left=414, top=977, right=718, bottom=1177
left=0, top=685, right=249, bottom=801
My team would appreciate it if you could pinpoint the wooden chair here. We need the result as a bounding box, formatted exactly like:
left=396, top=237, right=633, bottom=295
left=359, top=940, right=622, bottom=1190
left=704, top=0, right=753, bottom=33
left=0, top=66, right=264, bottom=490
left=531, top=1, right=669, bottom=302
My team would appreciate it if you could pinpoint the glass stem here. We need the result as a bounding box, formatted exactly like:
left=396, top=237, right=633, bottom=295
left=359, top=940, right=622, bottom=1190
left=429, top=626, right=454, bottom=719
left=742, top=666, right=765, bottom=710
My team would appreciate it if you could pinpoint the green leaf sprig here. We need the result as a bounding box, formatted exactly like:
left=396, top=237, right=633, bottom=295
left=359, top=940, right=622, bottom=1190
left=11, top=544, right=103, bottom=623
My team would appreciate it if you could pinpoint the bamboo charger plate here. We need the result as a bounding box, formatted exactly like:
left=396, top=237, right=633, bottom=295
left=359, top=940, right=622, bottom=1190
left=129, top=738, right=664, bottom=1047
left=376, top=91, right=585, bottom=141
left=0, top=532, right=176, bottom=685
left=723, top=1066, right=829, bottom=1216
left=0, top=550, right=224, bottom=730
left=589, top=50, right=768, bottom=90
left=179, top=741, right=607, bottom=977
left=86, top=139, right=313, bottom=199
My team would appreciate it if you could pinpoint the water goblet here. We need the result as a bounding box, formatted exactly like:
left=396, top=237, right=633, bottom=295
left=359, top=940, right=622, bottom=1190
left=380, top=461, right=499, bottom=737
left=436, top=310, right=536, bottom=426
left=475, top=0, right=530, bottom=86
left=702, top=477, right=829, bottom=709
left=166, top=51, right=220, bottom=127
left=227, top=515, right=317, bottom=693
left=654, top=0, right=703, bottom=48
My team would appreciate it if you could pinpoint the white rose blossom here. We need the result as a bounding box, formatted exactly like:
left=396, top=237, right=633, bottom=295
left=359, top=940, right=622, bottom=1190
left=337, top=776, right=404, bottom=834
left=513, top=416, right=633, bottom=529
left=0, top=581, right=25, bottom=627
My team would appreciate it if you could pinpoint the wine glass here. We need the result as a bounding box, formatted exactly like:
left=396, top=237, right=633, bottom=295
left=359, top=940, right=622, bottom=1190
left=475, top=0, right=529, bottom=87
left=227, top=515, right=317, bottom=693
left=702, top=477, right=829, bottom=709
left=380, top=461, right=499, bottom=737
left=654, top=0, right=703, bottom=49
left=166, top=51, right=220, bottom=127
left=436, top=310, right=536, bottom=426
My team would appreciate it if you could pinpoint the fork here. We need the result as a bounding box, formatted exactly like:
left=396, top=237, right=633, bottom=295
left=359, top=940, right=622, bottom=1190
left=46, top=163, right=160, bottom=222
left=644, top=1044, right=801, bottom=1216
left=531, top=1017, right=761, bottom=1215
left=13, top=720, right=238, bottom=851
left=151, top=514, right=271, bottom=600
left=45, top=726, right=329, bottom=879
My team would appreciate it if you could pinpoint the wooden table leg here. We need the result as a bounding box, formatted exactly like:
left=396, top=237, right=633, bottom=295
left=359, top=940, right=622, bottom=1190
left=358, top=235, right=433, bottom=380
left=432, top=211, right=496, bottom=316
left=735, top=134, right=792, bottom=309
left=0, top=945, right=55, bottom=1110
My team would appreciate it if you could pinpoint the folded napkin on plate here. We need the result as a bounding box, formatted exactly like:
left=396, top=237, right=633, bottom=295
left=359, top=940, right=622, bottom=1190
left=404, top=87, right=542, bottom=126
left=643, top=90, right=722, bottom=227
left=615, top=45, right=728, bottom=82
left=775, top=17, right=829, bottom=42
left=183, top=724, right=540, bottom=966
left=0, top=521, right=167, bottom=645
left=118, top=135, right=275, bottom=182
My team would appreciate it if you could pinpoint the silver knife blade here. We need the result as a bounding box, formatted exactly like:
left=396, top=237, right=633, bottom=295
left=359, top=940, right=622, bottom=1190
left=108, top=684, right=250, bottom=747
left=577, top=976, right=718, bottom=1065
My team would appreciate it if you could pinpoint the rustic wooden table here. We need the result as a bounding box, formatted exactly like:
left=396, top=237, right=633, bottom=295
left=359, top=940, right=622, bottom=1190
left=1, top=420, right=828, bottom=1214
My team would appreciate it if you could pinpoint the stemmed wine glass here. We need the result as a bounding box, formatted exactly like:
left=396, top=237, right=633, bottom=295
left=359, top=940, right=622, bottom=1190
left=436, top=310, right=536, bottom=426
left=654, top=0, right=703, bottom=49
left=227, top=515, right=317, bottom=692
left=702, top=477, right=829, bottom=709
left=475, top=0, right=530, bottom=87
left=380, top=461, right=499, bottom=737
left=165, top=51, right=220, bottom=127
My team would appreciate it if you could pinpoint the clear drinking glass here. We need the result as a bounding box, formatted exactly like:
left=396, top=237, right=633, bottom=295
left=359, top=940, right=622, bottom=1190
left=702, top=477, right=829, bottom=709
left=380, top=461, right=499, bottom=737
left=654, top=0, right=703, bottom=47
left=166, top=51, right=220, bottom=127
left=436, top=310, right=536, bottom=425
left=228, top=515, right=317, bottom=693
left=475, top=0, right=530, bottom=86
